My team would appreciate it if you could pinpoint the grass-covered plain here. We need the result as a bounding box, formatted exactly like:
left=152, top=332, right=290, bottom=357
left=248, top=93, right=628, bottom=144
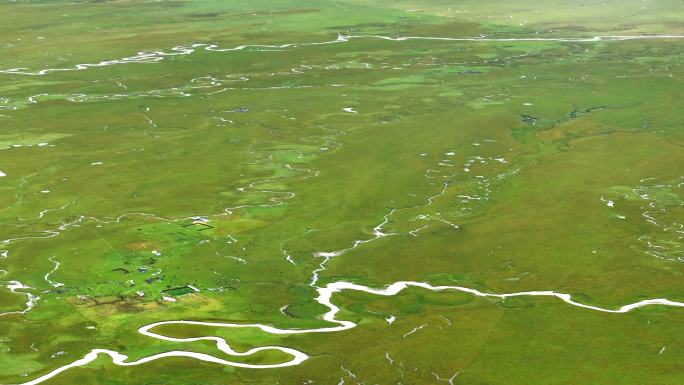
left=1, top=1, right=683, bottom=384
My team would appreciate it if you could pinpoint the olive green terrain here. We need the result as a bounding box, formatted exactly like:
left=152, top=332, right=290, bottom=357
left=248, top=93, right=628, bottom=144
left=1, top=1, right=683, bottom=384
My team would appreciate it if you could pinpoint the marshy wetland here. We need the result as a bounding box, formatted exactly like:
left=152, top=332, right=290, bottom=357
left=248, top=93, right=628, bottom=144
left=1, top=1, right=684, bottom=384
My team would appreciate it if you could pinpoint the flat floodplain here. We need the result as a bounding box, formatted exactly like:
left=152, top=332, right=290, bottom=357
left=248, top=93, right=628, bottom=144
left=1, top=1, right=683, bottom=384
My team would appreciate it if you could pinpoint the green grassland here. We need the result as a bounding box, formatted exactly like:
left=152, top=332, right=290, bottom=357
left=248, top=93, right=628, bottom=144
left=0, top=1, right=683, bottom=384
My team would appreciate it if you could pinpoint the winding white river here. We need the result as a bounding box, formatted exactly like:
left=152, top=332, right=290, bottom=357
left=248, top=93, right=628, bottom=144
left=2, top=34, right=684, bottom=76
left=10, top=280, right=684, bottom=385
